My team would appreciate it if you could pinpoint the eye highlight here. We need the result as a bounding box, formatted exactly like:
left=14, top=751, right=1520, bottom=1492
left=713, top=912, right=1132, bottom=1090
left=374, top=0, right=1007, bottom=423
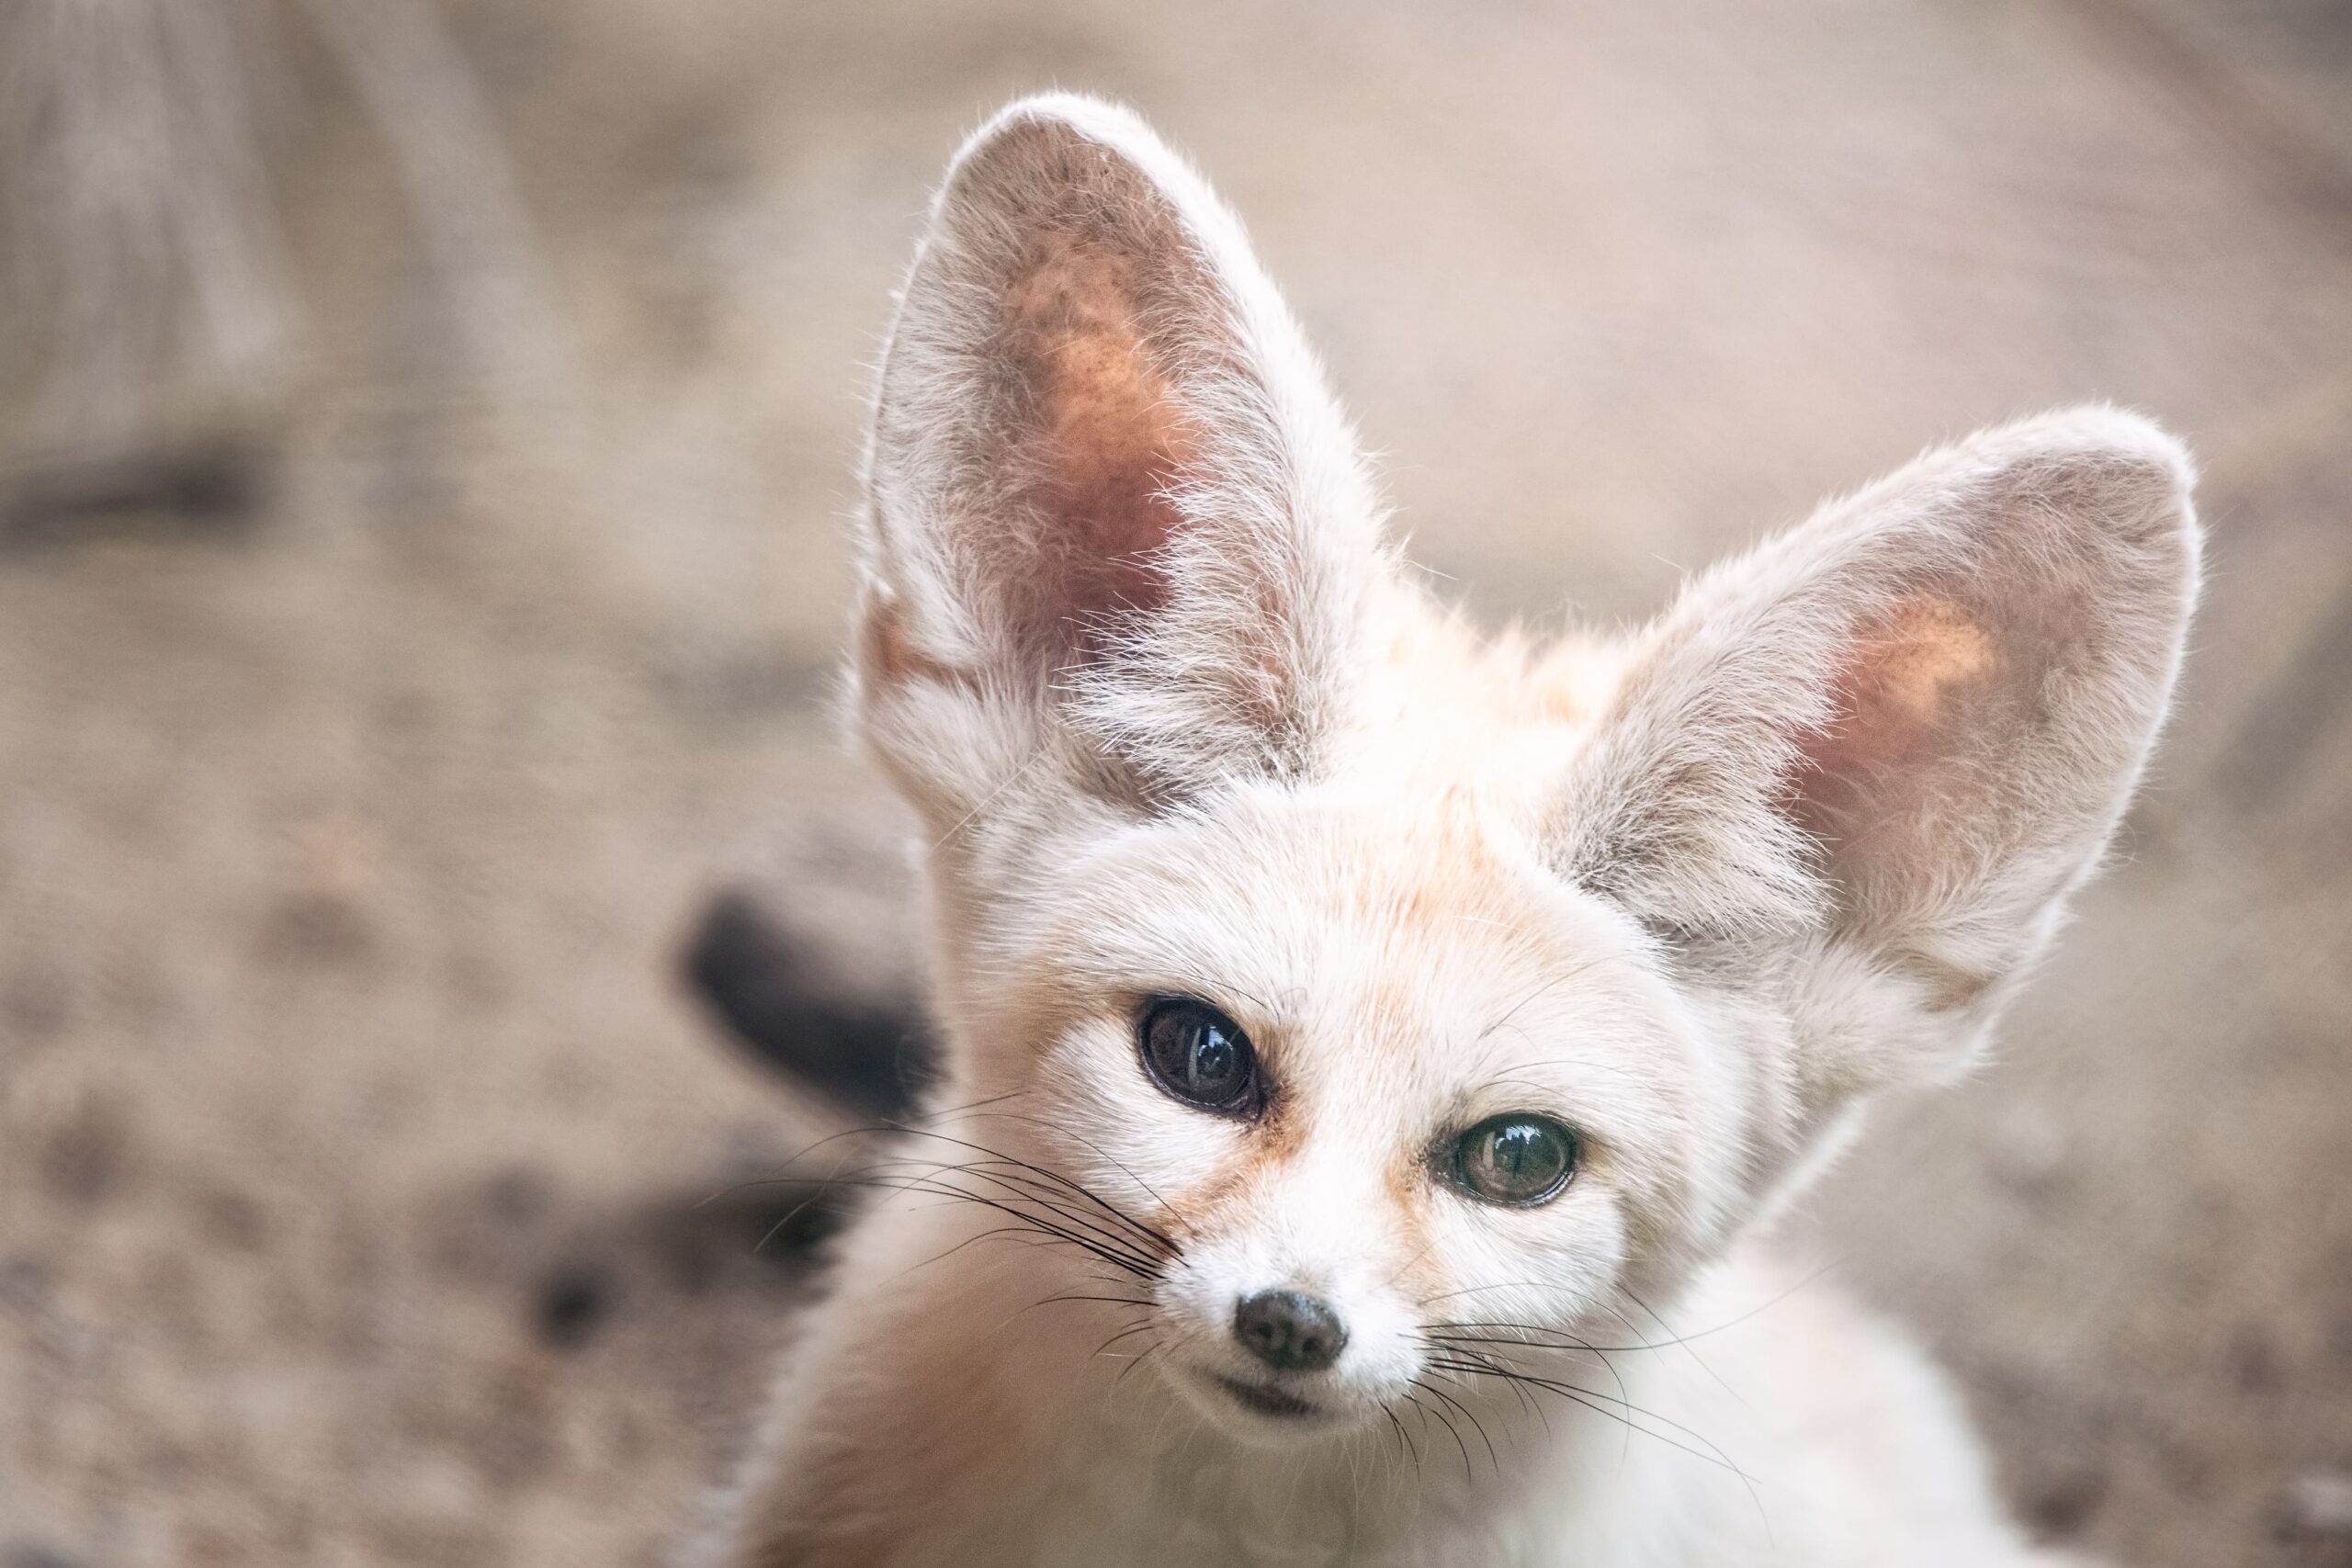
left=1138, top=998, right=1262, bottom=1118
left=1449, top=1114, right=1579, bottom=1206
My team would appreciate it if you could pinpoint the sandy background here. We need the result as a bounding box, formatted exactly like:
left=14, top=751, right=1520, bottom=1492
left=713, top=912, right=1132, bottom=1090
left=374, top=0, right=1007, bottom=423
left=2, top=0, right=2349, bottom=1563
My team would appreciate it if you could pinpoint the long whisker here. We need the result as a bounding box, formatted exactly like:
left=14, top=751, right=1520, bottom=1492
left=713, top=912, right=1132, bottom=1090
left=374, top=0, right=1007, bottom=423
left=1414, top=1369, right=1501, bottom=1473
left=1034, top=1292, right=1157, bottom=1310
left=1426, top=1337, right=1551, bottom=1435
left=798, top=1172, right=1162, bottom=1279
left=1419, top=1357, right=1754, bottom=1483
left=1620, top=1286, right=1743, bottom=1407
left=859, top=1154, right=1173, bottom=1270
left=848, top=1168, right=1161, bottom=1269
left=1422, top=1327, right=1626, bottom=1438
left=742, top=1119, right=1186, bottom=1288
left=722, top=1119, right=1182, bottom=1280
left=944, top=1108, right=1181, bottom=1227
left=891, top=1221, right=1137, bottom=1281
left=1110, top=1340, right=1167, bottom=1393
left=1422, top=1273, right=1825, bottom=1355
left=1089, top=1321, right=1161, bottom=1359
left=1382, top=1402, right=1420, bottom=1472
left=856, top=1129, right=1182, bottom=1257
left=1404, top=1389, right=1473, bottom=1485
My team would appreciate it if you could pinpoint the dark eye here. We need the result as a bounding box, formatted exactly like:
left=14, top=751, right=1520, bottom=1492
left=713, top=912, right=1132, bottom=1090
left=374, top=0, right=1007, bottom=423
left=1450, top=1115, right=1579, bottom=1206
left=1138, top=998, right=1261, bottom=1117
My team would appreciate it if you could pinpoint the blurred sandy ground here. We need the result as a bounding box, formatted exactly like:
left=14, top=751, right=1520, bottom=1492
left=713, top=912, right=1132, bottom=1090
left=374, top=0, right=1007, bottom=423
left=1, top=0, right=2349, bottom=1562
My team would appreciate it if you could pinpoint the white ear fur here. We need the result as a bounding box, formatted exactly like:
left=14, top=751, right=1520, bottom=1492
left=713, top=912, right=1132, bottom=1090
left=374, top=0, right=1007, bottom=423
left=1555, top=406, right=2199, bottom=1070
left=855, top=95, right=1381, bottom=826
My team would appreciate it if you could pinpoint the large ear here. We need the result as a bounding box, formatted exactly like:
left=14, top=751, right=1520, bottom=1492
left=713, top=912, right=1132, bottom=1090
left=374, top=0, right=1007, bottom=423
left=854, top=95, right=1382, bottom=828
left=1554, top=407, right=2199, bottom=1080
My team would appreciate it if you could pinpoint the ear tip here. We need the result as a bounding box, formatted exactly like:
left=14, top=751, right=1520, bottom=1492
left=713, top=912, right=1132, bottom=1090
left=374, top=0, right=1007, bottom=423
left=922, top=93, right=1221, bottom=270
left=1979, top=402, right=2201, bottom=567
left=1997, top=402, right=2195, bottom=500
left=946, top=91, right=1172, bottom=188
left=981, top=90, right=1154, bottom=137
left=2030, top=401, right=2195, bottom=482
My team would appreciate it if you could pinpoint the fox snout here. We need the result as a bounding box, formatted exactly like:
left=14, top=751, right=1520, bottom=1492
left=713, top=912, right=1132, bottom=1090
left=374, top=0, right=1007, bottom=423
left=1186, top=1272, right=1383, bottom=1428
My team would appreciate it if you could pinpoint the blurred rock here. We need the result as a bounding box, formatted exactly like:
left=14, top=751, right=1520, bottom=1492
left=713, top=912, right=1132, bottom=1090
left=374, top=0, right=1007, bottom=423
left=2022, top=1462, right=2108, bottom=1540
left=6, top=1545, right=83, bottom=1568
left=2283, top=1472, right=2352, bottom=1539
left=534, top=1261, right=615, bottom=1350
left=1987, top=1101, right=2075, bottom=1200
left=0, top=438, right=267, bottom=548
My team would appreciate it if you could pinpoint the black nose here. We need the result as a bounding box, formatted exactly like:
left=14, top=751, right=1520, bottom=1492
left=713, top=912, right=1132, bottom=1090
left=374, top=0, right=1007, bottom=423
left=1233, top=1289, right=1348, bottom=1372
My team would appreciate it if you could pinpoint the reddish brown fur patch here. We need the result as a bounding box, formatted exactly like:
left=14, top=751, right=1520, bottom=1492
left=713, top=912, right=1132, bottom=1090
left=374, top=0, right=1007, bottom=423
left=862, top=591, right=971, bottom=691
left=1001, top=230, right=1194, bottom=642
left=1900, top=952, right=1997, bottom=1013
left=1170, top=1044, right=1314, bottom=1240
left=1855, top=596, right=1997, bottom=736
left=1795, top=594, right=2004, bottom=838
left=1381, top=1156, right=1446, bottom=1303
left=1539, top=684, right=1587, bottom=724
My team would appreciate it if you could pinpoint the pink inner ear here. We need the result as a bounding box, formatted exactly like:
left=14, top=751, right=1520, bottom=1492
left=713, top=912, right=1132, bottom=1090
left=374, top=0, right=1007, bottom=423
left=1002, top=229, right=1193, bottom=653
left=1792, top=594, right=2007, bottom=832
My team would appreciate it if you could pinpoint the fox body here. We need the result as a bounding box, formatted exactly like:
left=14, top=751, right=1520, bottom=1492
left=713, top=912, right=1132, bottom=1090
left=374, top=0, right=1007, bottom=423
left=711, top=96, right=2198, bottom=1568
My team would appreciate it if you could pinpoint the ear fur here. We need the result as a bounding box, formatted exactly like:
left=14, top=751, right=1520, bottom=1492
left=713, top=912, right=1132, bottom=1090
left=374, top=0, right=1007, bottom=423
left=1554, top=406, right=2199, bottom=1073
left=855, top=95, right=1382, bottom=826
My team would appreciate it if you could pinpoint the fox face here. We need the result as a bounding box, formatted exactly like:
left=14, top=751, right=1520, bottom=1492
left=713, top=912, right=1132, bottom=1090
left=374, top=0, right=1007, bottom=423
left=975, top=781, right=1706, bottom=1439
left=842, top=95, right=2198, bottom=1453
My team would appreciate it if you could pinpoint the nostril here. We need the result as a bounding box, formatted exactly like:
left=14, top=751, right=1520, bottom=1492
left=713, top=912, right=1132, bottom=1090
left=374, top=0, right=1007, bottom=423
left=1232, top=1289, right=1349, bottom=1373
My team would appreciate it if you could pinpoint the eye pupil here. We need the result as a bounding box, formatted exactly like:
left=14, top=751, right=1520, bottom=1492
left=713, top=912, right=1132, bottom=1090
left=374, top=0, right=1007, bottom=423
left=1140, top=999, right=1261, bottom=1117
left=1452, top=1114, right=1578, bottom=1205
left=1191, top=1031, right=1233, bottom=1089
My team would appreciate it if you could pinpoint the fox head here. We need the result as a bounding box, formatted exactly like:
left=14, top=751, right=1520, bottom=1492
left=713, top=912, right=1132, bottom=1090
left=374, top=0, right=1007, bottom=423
left=844, top=95, right=2199, bottom=1443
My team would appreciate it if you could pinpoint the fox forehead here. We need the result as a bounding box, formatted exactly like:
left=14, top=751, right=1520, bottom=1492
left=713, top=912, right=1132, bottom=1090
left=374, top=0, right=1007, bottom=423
left=985, top=585, right=1659, bottom=1060
left=1345, top=580, right=1634, bottom=807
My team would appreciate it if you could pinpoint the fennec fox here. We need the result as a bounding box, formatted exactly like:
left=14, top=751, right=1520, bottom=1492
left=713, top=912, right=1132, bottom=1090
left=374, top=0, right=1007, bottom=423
left=712, top=95, right=2199, bottom=1568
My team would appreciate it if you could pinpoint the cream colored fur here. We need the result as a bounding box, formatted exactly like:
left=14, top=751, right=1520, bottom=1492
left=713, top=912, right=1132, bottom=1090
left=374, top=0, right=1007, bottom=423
left=707, top=94, right=2199, bottom=1568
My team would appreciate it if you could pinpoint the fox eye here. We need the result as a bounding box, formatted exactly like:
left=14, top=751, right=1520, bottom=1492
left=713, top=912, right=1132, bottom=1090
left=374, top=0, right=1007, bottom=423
left=1138, top=998, right=1261, bottom=1117
left=1450, top=1114, right=1579, bottom=1206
